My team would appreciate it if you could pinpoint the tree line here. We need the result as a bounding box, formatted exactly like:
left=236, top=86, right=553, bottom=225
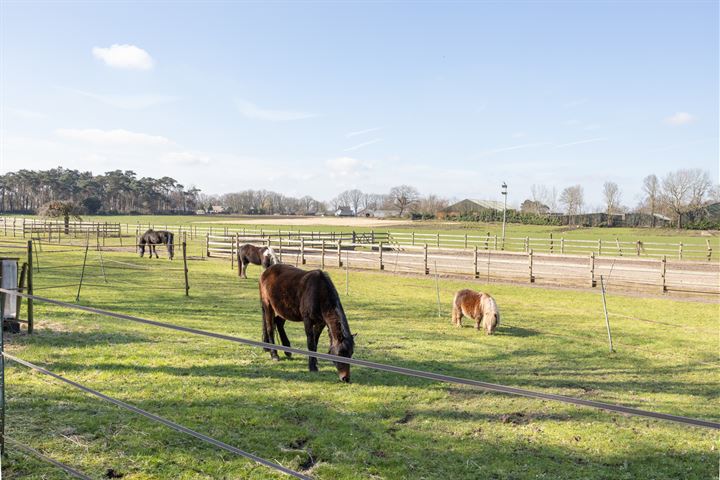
left=523, top=169, right=717, bottom=228
left=2, top=167, right=716, bottom=228
left=0, top=168, right=201, bottom=214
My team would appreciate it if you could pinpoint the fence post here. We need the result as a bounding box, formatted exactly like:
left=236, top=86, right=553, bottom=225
left=300, top=238, right=306, bottom=265
left=528, top=249, right=535, bottom=283
left=183, top=236, right=190, bottom=296
left=27, top=240, right=33, bottom=334
left=1, top=290, right=5, bottom=455
left=76, top=237, right=90, bottom=302
left=616, top=238, right=622, bottom=256
left=231, top=234, right=235, bottom=270
left=600, top=275, right=614, bottom=353
left=494, top=235, right=498, bottom=250
left=524, top=236, right=529, bottom=253
left=484, top=232, right=490, bottom=250
left=464, top=234, right=468, bottom=249
left=661, top=255, right=667, bottom=293
left=437, top=233, right=440, bottom=247
left=589, top=252, right=596, bottom=287
left=678, top=242, right=683, bottom=260
left=337, top=240, right=343, bottom=267
left=379, top=242, right=384, bottom=270
left=206, top=233, right=210, bottom=257
left=278, top=237, right=283, bottom=263
left=706, top=240, right=712, bottom=261
left=598, top=239, right=602, bottom=256
left=561, top=237, right=565, bottom=254
left=321, top=240, right=325, bottom=270
left=549, top=233, right=554, bottom=254
left=371, top=230, right=375, bottom=244
left=636, top=241, right=641, bottom=256
left=473, top=245, right=479, bottom=278
left=411, top=231, right=415, bottom=246
left=424, top=243, right=429, bottom=274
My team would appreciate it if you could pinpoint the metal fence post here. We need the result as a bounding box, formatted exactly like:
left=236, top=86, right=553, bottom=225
left=0, top=290, right=4, bottom=455
left=600, top=275, right=614, bottom=352
left=183, top=236, right=189, bottom=296
left=27, top=241, right=34, bottom=334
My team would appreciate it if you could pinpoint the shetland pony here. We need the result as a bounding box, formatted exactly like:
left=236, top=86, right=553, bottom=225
left=139, top=229, right=174, bottom=260
left=259, top=264, right=355, bottom=382
left=452, top=289, right=500, bottom=334
left=238, top=244, right=279, bottom=278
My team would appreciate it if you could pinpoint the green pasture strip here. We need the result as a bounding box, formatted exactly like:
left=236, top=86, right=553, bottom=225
left=1, top=245, right=718, bottom=479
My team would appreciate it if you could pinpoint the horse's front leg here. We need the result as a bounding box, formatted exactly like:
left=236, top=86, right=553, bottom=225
left=275, top=317, right=292, bottom=358
left=241, top=259, right=248, bottom=279
left=305, top=320, right=322, bottom=372
left=153, top=245, right=159, bottom=259
left=262, top=303, right=279, bottom=361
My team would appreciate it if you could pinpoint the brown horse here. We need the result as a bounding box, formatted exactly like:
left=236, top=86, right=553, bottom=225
left=259, top=264, right=355, bottom=382
left=238, top=244, right=279, bottom=278
left=452, top=289, right=500, bottom=334
left=139, top=229, right=174, bottom=260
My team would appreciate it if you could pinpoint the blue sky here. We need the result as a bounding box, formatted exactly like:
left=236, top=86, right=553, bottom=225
left=1, top=1, right=717, bottom=208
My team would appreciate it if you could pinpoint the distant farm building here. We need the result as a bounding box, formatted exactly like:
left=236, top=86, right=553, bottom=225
left=210, top=205, right=227, bottom=214
left=334, top=206, right=354, bottom=217
left=357, top=208, right=400, bottom=218
left=437, top=199, right=504, bottom=219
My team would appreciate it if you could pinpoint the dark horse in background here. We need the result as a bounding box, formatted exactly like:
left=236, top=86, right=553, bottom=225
left=139, top=229, right=174, bottom=260
left=259, top=264, right=355, bottom=382
left=238, top=244, right=279, bottom=278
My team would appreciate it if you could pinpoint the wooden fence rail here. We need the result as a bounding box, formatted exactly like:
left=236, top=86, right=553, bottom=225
left=204, top=234, right=719, bottom=295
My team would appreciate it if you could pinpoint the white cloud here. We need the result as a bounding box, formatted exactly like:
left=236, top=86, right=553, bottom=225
left=66, top=88, right=176, bottom=109
left=92, top=44, right=154, bottom=70
left=345, top=127, right=382, bottom=138
left=344, top=138, right=382, bottom=152
left=234, top=98, right=316, bottom=121
left=554, top=137, right=607, bottom=148
left=55, top=128, right=172, bottom=146
left=161, top=151, right=210, bottom=166
left=325, top=156, right=371, bottom=177
left=6, top=107, right=48, bottom=119
left=665, top=112, right=695, bottom=126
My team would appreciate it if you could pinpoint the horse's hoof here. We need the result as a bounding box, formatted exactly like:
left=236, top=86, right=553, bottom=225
left=284, top=352, right=292, bottom=358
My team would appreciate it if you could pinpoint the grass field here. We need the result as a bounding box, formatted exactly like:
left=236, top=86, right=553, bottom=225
left=6, top=214, right=718, bottom=246
left=1, top=240, right=718, bottom=479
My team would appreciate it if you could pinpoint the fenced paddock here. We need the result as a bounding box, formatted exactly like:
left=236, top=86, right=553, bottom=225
left=3, top=217, right=714, bottom=261
left=0, top=242, right=717, bottom=479
left=204, top=235, right=720, bottom=296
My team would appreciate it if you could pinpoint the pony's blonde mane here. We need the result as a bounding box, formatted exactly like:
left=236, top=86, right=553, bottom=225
left=264, top=246, right=280, bottom=264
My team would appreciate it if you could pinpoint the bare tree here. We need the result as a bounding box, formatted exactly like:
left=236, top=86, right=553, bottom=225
left=417, top=195, right=449, bottom=217
left=602, top=181, right=622, bottom=224
left=662, top=169, right=711, bottom=228
left=559, top=185, right=584, bottom=215
left=337, top=189, right=363, bottom=214
left=389, top=185, right=420, bottom=216
left=642, top=174, right=660, bottom=226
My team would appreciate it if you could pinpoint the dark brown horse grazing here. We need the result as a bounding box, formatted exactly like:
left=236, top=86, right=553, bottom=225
left=238, top=244, right=279, bottom=278
left=452, top=289, right=500, bottom=334
left=259, top=264, right=355, bottom=382
left=139, top=229, right=174, bottom=260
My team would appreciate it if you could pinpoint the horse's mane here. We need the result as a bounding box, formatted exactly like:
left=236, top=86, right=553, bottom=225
left=320, top=271, right=353, bottom=344
left=264, top=246, right=280, bottom=264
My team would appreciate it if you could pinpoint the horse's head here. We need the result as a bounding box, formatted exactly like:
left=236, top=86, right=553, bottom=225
left=330, top=333, right=355, bottom=383
left=262, top=247, right=279, bottom=268
left=482, top=296, right=500, bottom=335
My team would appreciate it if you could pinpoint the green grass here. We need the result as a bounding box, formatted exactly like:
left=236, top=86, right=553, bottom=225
left=1, top=241, right=718, bottom=479
left=7, top=214, right=718, bottom=246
